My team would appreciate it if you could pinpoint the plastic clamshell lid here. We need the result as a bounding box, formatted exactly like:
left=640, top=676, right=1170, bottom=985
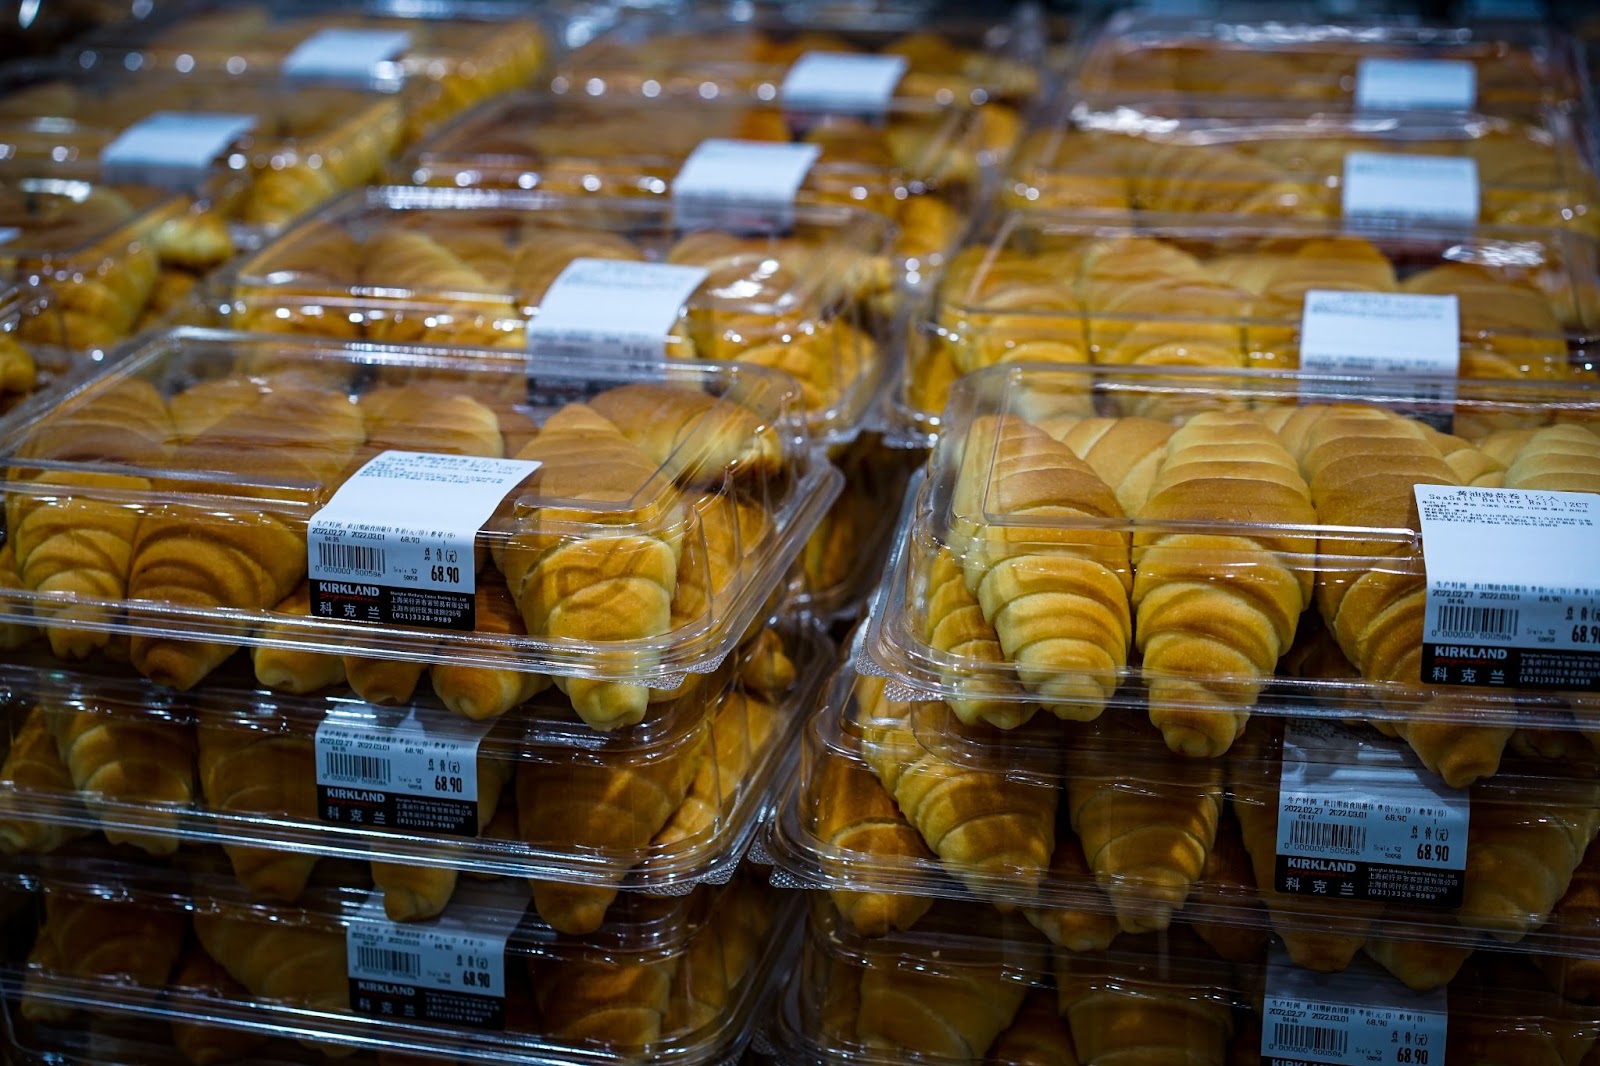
left=0, top=175, right=184, bottom=263
left=222, top=186, right=897, bottom=443
left=871, top=362, right=1600, bottom=724
left=0, top=327, right=837, bottom=692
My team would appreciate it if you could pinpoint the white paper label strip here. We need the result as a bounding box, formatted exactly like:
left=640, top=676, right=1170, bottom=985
left=284, top=27, right=413, bottom=81
left=1262, top=947, right=1447, bottom=1066
left=1416, top=485, right=1600, bottom=691
left=1275, top=719, right=1468, bottom=906
left=1342, top=152, right=1479, bottom=225
left=1298, top=289, right=1461, bottom=419
left=316, top=705, right=496, bottom=836
left=526, top=257, right=709, bottom=376
left=101, top=111, right=256, bottom=190
left=1356, top=58, right=1477, bottom=111
left=347, top=880, right=526, bottom=1030
left=308, top=450, right=539, bottom=632
left=673, top=139, right=821, bottom=234
left=781, top=52, right=908, bottom=116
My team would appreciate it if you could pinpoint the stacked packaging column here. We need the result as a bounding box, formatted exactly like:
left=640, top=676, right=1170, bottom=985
left=758, top=8, right=1600, bottom=1066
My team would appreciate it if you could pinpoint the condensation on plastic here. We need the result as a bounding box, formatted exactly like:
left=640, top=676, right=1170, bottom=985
left=0, top=327, right=839, bottom=692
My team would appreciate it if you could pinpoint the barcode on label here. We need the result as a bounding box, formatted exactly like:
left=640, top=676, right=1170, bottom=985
left=356, top=945, right=421, bottom=979
left=1288, top=820, right=1366, bottom=854
left=1273, top=1022, right=1349, bottom=1057
left=1436, top=605, right=1520, bottom=639
left=318, top=541, right=386, bottom=576
left=324, top=751, right=391, bottom=786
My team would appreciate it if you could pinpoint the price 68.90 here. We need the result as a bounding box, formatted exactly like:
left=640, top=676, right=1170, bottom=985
left=430, top=565, right=461, bottom=585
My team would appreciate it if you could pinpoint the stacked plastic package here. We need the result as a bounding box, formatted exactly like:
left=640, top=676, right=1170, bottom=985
left=758, top=8, right=1600, bottom=1066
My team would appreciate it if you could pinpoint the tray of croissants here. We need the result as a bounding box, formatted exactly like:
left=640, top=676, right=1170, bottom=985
left=0, top=847, right=793, bottom=1066
left=213, top=186, right=896, bottom=443
left=758, top=893, right=1600, bottom=1066
left=398, top=90, right=984, bottom=281
left=898, top=212, right=1600, bottom=439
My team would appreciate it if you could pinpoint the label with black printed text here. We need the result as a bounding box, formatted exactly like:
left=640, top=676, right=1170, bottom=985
left=1261, top=948, right=1447, bottom=1066
left=316, top=705, right=494, bottom=836
left=525, top=257, right=708, bottom=385
left=1342, top=152, right=1479, bottom=225
left=1298, top=290, right=1460, bottom=430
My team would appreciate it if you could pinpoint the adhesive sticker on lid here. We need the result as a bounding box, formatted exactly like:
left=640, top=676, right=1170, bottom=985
left=1356, top=58, right=1477, bottom=111
left=526, top=257, right=709, bottom=380
left=1261, top=946, right=1447, bottom=1066
left=284, top=27, right=413, bottom=81
left=1342, top=152, right=1479, bottom=225
left=348, top=879, right=527, bottom=1030
left=781, top=52, right=908, bottom=116
left=673, top=138, right=821, bottom=234
left=1416, top=484, right=1600, bottom=691
left=1298, top=289, right=1461, bottom=428
left=307, top=450, right=540, bottom=632
left=101, top=111, right=256, bottom=190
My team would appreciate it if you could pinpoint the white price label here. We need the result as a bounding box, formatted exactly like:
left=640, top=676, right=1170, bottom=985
left=1342, top=152, right=1479, bottom=225
left=308, top=451, right=538, bottom=632
left=1276, top=720, right=1468, bottom=906
left=1416, top=485, right=1600, bottom=691
left=673, top=139, right=821, bottom=234
left=0, top=227, right=19, bottom=247
left=1298, top=290, right=1460, bottom=423
left=347, top=880, right=526, bottom=1030
left=316, top=704, right=496, bottom=836
left=526, top=257, right=708, bottom=376
left=1262, top=947, right=1447, bottom=1066
left=781, top=52, right=908, bottom=116
left=101, top=111, right=256, bottom=190
left=1356, top=58, right=1477, bottom=111
left=284, top=28, right=412, bottom=81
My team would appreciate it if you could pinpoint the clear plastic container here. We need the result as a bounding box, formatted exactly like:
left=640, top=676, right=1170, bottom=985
left=0, top=618, right=826, bottom=932
left=0, top=63, right=407, bottom=242
left=1, top=848, right=796, bottom=1066
left=398, top=91, right=985, bottom=285
left=1070, top=12, right=1588, bottom=114
left=215, top=186, right=898, bottom=443
left=71, top=0, right=550, bottom=148
left=0, top=327, right=839, bottom=709
left=895, top=210, right=1600, bottom=442
left=1006, top=99, right=1600, bottom=238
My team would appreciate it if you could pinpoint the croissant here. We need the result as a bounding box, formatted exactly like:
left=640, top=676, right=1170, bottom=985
left=0, top=543, right=36, bottom=650
left=924, top=546, right=1036, bottom=729
left=987, top=989, right=1079, bottom=1066
left=359, top=228, right=521, bottom=349
left=495, top=403, right=685, bottom=730
left=1403, top=263, right=1571, bottom=399
left=1189, top=809, right=1270, bottom=965
left=1295, top=404, right=1508, bottom=787
left=6, top=377, right=174, bottom=659
left=197, top=708, right=319, bottom=901
left=232, top=223, right=366, bottom=339
left=530, top=950, right=679, bottom=1049
left=856, top=944, right=1028, bottom=1059
left=1240, top=239, right=1396, bottom=371
left=251, top=583, right=347, bottom=693
left=129, top=384, right=366, bottom=690
left=1134, top=411, right=1316, bottom=756
left=1535, top=846, right=1600, bottom=1003
left=0, top=706, right=88, bottom=854
left=654, top=687, right=780, bottom=850
left=21, top=892, right=185, bottom=1024
left=1423, top=425, right=1506, bottom=487
left=169, top=947, right=270, bottom=1066
left=193, top=908, right=350, bottom=1053
left=1066, top=714, right=1222, bottom=933
left=811, top=744, right=936, bottom=938
left=511, top=227, right=643, bottom=308
left=372, top=742, right=512, bottom=921
left=343, top=656, right=429, bottom=707
left=0, top=331, right=34, bottom=399
left=668, top=491, right=772, bottom=638
left=519, top=713, right=706, bottom=935
left=740, top=626, right=796, bottom=698
left=1046, top=415, right=1175, bottom=516
left=429, top=582, right=550, bottom=720
left=1362, top=927, right=1474, bottom=992
left=857, top=675, right=1057, bottom=897
left=1020, top=836, right=1120, bottom=952
left=47, top=700, right=196, bottom=855
left=951, top=415, right=1133, bottom=711
left=586, top=383, right=782, bottom=488
left=664, top=877, right=775, bottom=1035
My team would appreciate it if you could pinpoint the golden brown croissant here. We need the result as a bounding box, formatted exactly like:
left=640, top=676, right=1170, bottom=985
left=531, top=948, right=678, bottom=1049
left=0, top=542, right=37, bottom=650
left=193, top=908, right=350, bottom=1052
left=429, top=582, right=550, bottom=720
left=0, top=706, right=87, bottom=854
left=1066, top=714, right=1222, bottom=934
left=1362, top=927, right=1474, bottom=992
left=1536, top=846, right=1600, bottom=1003
left=739, top=626, right=796, bottom=698
left=586, top=383, right=782, bottom=488
left=1046, top=415, right=1175, bottom=517
left=654, top=686, right=780, bottom=849
left=494, top=402, right=686, bottom=730
left=856, top=943, right=1029, bottom=1059
left=1190, top=809, right=1270, bottom=965
left=0, top=330, right=35, bottom=399
left=370, top=743, right=510, bottom=921
left=1134, top=411, right=1316, bottom=756
left=359, top=228, right=521, bottom=349
left=1241, top=238, right=1396, bottom=371
left=169, top=947, right=271, bottom=1066
left=251, top=583, right=347, bottom=693
left=668, top=490, right=772, bottom=637
left=664, top=876, right=775, bottom=1035
left=951, top=415, right=1133, bottom=711
left=1020, top=836, right=1120, bottom=952
left=47, top=700, right=196, bottom=855
left=128, top=384, right=366, bottom=690
left=924, top=545, right=1036, bottom=729
left=987, top=989, right=1079, bottom=1066
left=857, top=675, right=1057, bottom=897
left=811, top=743, right=936, bottom=938
left=21, top=892, right=186, bottom=1024
left=7, top=378, right=174, bottom=659
left=197, top=707, right=318, bottom=901
left=342, top=656, right=429, bottom=707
